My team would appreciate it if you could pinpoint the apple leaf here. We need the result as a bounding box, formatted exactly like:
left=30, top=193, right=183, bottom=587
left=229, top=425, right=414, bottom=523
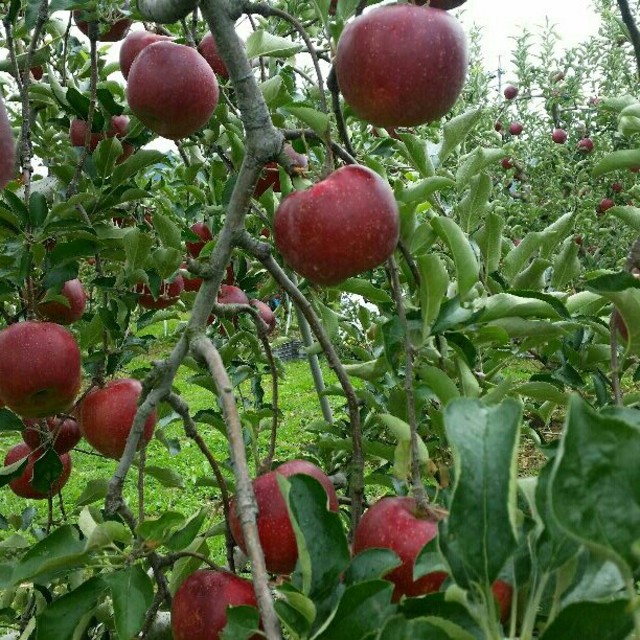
left=416, top=365, right=460, bottom=407
left=478, top=293, right=563, bottom=323
left=399, top=177, right=454, bottom=204
left=0, top=408, right=24, bottom=431
left=607, top=205, right=640, bottom=232
left=343, top=549, right=401, bottom=586
left=539, top=599, right=633, bottom=640
left=458, top=172, right=491, bottom=233
left=417, top=254, right=449, bottom=338
left=154, top=212, right=182, bottom=250
left=592, top=149, right=640, bottom=177
left=455, top=147, right=503, bottom=190
left=221, top=605, right=262, bottom=640
left=110, top=149, right=166, bottom=190
left=439, top=107, right=483, bottom=163
left=35, top=576, right=108, bottom=640
left=332, top=277, right=393, bottom=304
left=275, top=582, right=316, bottom=637
left=281, top=105, right=329, bottom=136
left=94, top=137, right=123, bottom=178
left=537, top=212, right=575, bottom=260
left=0, top=455, right=28, bottom=488
left=475, top=211, right=503, bottom=275
left=548, top=396, right=640, bottom=573
left=502, top=232, right=543, bottom=282
left=105, top=565, right=154, bottom=640
left=245, top=30, right=303, bottom=58
left=515, top=382, right=568, bottom=406
left=551, top=238, right=581, bottom=289
left=414, top=538, right=449, bottom=581
left=166, top=509, right=207, bottom=551
left=399, top=132, right=433, bottom=177
left=28, top=191, right=48, bottom=228
left=439, top=398, right=521, bottom=589
left=31, top=448, right=63, bottom=495
left=136, top=511, right=185, bottom=547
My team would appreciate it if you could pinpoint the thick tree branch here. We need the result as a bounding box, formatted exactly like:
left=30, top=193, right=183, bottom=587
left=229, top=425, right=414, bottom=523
left=617, top=0, right=640, bottom=79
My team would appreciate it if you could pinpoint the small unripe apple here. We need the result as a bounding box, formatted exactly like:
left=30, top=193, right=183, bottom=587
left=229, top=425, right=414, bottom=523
left=229, top=460, right=339, bottom=575
left=250, top=299, right=276, bottom=334
left=136, top=276, right=184, bottom=310
left=37, top=278, right=86, bottom=325
left=73, top=10, right=132, bottom=42
left=77, top=378, right=157, bottom=459
left=198, top=33, right=229, bottom=79
left=353, top=496, right=447, bottom=601
left=552, top=128, right=567, bottom=144
left=274, top=165, right=399, bottom=286
left=5, top=442, right=72, bottom=499
left=0, top=95, right=16, bottom=189
left=22, top=415, right=82, bottom=454
left=598, top=198, right=615, bottom=214
left=508, top=121, right=523, bottom=136
left=335, top=4, right=468, bottom=127
left=503, top=84, right=518, bottom=100
left=127, top=41, right=219, bottom=140
left=171, top=570, right=260, bottom=640
left=577, top=137, right=594, bottom=153
left=186, top=222, right=214, bottom=258
left=119, top=30, right=172, bottom=80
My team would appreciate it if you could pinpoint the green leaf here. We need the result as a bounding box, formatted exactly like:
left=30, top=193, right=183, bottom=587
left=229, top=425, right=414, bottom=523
left=552, top=238, right=581, bottom=289
left=343, top=357, right=389, bottom=381
left=152, top=247, right=182, bottom=280
left=439, top=108, right=483, bottom=163
left=0, top=408, right=24, bottom=431
left=511, top=258, right=552, bottom=290
left=123, top=227, right=154, bottom=272
left=154, top=213, right=182, bottom=250
left=275, top=582, right=316, bottom=638
left=440, top=399, right=521, bottom=588
left=608, top=204, right=640, bottom=231
left=94, top=137, right=122, bottom=177
left=502, top=232, right=543, bottom=282
left=0, top=455, right=28, bottom=488
left=245, top=30, right=303, bottom=58
left=137, top=512, right=185, bottom=546
left=399, top=177, right=454, bottom=204
left=418, top=365, right=460, bottom=406
left=399, top=133, right=433, bottom=177
left=29, top=192, right=48, bottom=228
left=35, top=576, right=107, bottom=640
left=281, top=106, right=329, bottom=136
left=31, top=448, right=63, bottom=495
left=377, top=615, right=458, bottom=640
left=476, top=211, right=503, bottom=275
left=538, top=213, right=575, bottom=260
left=478, top=293, right=563, bottom=323
left=417, top=254, right=449, bottom=339
left=343, top=549, right=401, bottom=586
left=220, top=605, right=261, bottom=640
left=515, top=382, right=568, bottom=406
left=105, top=565, right=154, bottom=640
left=549, top=396, right=640, bottom=572
left=166, top=509, right=207, bottom=551
left=539, top=599, right=633, bottom=640
left=456, top=147, right=504, bottom=190
left=431, top=217, right=479, bottom=298
left=458, top=173, right=491, bottom=233
left=332, top=278, right=393, bottom=304
left=592, top=149, right=640, bottom=177
left=111, top=150, right=166, bottom=189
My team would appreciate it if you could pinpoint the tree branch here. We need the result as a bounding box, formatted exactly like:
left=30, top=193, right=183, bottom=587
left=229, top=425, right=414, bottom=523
left=137, top=0, right=199, bottom=24
left=617, top=0, right=640, bottom=79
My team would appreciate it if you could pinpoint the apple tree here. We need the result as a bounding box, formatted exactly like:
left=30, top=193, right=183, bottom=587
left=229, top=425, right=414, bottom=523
left=0, top=0, right=640, bottom=638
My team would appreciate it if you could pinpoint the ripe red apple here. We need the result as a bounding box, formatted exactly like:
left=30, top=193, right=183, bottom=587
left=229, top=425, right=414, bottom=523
left=31, top=66, right=43, bottom=80
left=254, top=144, right=308, bottom=197
left=612, top=182, right=623, bottom=193
left=329, top=0, right=338, bottom=14
left=5, top=442, right=72, bottom=499
left=197, top=33, right=229, bottom=79
left=136, top=276, right=184, bottom=310
left=0, top=94, right=16, bottom=190
left=274, top=165, right=399, bottom=286
left=598, top=198, right=615, bottom=214
left=494, top=121, right=503, bottom=133
left=492, top=580, right=513, bottom=623
left=171, top=570, right=260, bottom=640
left=181, top=263, right=203, bottom=292
left=503, top=84, right=518, bottom=100
left=577, top=137, right=594, bottom=153
left=218, top=285, right=249, bottom=306
left=73, top=11, right=132, bottom=42
left=508, top=121, right=523, bottom=136
left=70, top=115, right=130, bottom=163
left=335, top=4, right=468, bottom=127
left=501, top=157, right=514, bottom=170
left=250, top=299, right=276, bottom=334
left=552, top=128, right=567, bottom=144
left=22, top=415, right=82, bottom=455
left=127, top=41, right=219, bottom=140
left=37, top=278, right=86, bottom=325
left=77, top=378, right=156, bottom=459
left=186, top=221, right=214, bottom=258
left=0, top=322, right=81, bottom=418
left=229, top=460, right=339, bottom=575
left=353, top=496, right=447, bottom=601
left=613, top=309, right=628, bottom=342
left=119, top=30, right=172, bottom=79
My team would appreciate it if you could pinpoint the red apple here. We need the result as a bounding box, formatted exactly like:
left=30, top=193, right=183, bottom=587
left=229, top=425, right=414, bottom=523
left=198, top=33, right=229, bottom=79
left=353, top=496, right=447, bottom=601
left=508, top=121, right=523, bottom=136
left=119, top=30, right=172, bottom=79
left=5, top=442, right=72, bottom=499
left=70, top=116, right=129, bottom=153
left=503, top=84, right=518, bottom=100
left=612, top=182, right=623, bottom=193
left=127, top=41, right=219, bottom=140
left=186, top=222, right=214, bottom=258
left=136, top=276, right=184, bottom=310
left=37, top=279, right=86, bottom=325
left=598, top=198, right=615, bottom=214
left=492, top=580, right=513, bottom=623
left=22, top=415, right=82, bottom=455
left=552, top=128, right=567, bottom=144
left=77, top=378, right=156, bottom=459
left=73, top=11, right=132, bottom=42
left=329, top=0, right=338, bottom=14
left=494, top=121, right=503, bottom=133
left=171, top=570, right=260, bottom=640
left=613, top=309, right=628, bottom=342
left=577, top=137, right=594, bottom=153
left=0, top=322, right=81, bottom=418
left=335, top=4, right=468, bottom=127
left=229, top=460, right=339, bottom=575
left=181, top=262, right=203, bottom=292
left=254, top=144, right=308, bottom=197
left=274, top=165, right=399, bottom=286
left=218, top=284, right=249, bottom=306
left=501, top=157, right=514, bottom=170
left=31, top=66, right=43, bottom=80
left=250, top=299, right=276, bottom=334
left=0, top=94, right=16, bottom=190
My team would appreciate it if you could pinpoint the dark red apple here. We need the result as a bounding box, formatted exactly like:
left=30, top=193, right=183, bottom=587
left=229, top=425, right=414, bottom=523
left=501, top=157, right=514, bottom=170
left=612, top=182, right=623, bottom=193
left=119, top=30, right=172, bottom=79
left=70, top=115, right=130, bottom=160
left=503, top=85, right=518, bottom=100
left=22, top=415, right=82, bottom=454
left=329, top=0, right=338, bottom=14
left=598, top=198, right=615, bottom=214
left=77, top=378, right=156, bottom=459
left=5, top=442, right=72, bottom=499
left=552, top=128, right=567, bottom=144
left=181, top=263, right=203, bottom=292
left=218, top=285, right=249, bottom=306
left=508, top=121, right=523, bottom=136
left=250, top=299, right=276, bottom=334
left=127, top=41, right=219, bottom=140
left=577, top=137, right=594, bottom=153
left=613, top=309, right=628, bottom=342
left=254, top=144, right=308, bottom=197
left=274, top=165, right=399, bottom=286
left=353, top=496, right=447, bottom=601
left=335, top=4, right=468, bottom=127
left=494, top=121, right=503, bottom=133
left=492, top=580, right=513, bottom=623
left=136, top=276, right=184, bottom=310
left=0, top=322, right=81, bottom=418
left=31, top=66, right=43, bottom=80
left=186, top=222, right=214, bottom=258
left=198, top=33, right=229, bottom=79
left=0, top=94, right=16, bottom=190
left=37, top=278, right=86, bottom=325
left=171, top=570, right=260, bottom=640
left=229, top=460, right=339, bottom=575
left=73, top=11, right=132, bottom=42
